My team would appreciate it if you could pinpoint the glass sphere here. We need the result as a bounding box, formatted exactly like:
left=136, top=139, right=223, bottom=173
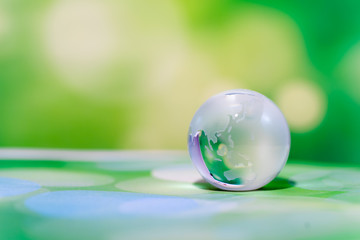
left=188, top=89, right=290, bottom=191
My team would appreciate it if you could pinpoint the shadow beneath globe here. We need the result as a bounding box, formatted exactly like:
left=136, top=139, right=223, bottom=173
left=193, top=179, right=223, bottom=191
left=192, top=177, right=296, bottom=191
left=260, top=177, right=296, bottom=191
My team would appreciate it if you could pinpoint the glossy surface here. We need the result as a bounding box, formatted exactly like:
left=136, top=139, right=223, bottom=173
left=188, top=89, right=290, bottom=191
left=0, top=150, right=360, bottom=240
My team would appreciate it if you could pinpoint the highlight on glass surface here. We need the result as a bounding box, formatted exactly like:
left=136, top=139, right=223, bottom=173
left=188, top=89, right=290, bottom=191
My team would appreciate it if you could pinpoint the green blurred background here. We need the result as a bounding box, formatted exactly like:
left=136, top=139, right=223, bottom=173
left=0, top=0, right=359, bottom=163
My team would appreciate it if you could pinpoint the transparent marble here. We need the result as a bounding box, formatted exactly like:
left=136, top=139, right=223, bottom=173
left=188, top=89, right=290, bottom=191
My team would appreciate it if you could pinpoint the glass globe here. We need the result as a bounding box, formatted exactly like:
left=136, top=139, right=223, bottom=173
left=188, top=89, right=290, bottom=191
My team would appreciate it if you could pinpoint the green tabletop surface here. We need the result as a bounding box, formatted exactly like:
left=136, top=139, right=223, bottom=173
left=0, top=149, right=360, bottom=240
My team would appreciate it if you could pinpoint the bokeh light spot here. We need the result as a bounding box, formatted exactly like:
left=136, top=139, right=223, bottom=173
left=43, top=0, right=118, bottom=81
left=337, top=42, right=360, bottom=104
left=275, top=80, right=327, bottom=132
left=215, top=5, right=306, bottom=92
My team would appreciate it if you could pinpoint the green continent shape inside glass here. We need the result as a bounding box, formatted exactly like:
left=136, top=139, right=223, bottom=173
left=198, top=130, right=242, bottom=185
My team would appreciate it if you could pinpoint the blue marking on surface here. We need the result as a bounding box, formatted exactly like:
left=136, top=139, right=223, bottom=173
left=0, top=177, right=41, bottom=197
left=25, top=190, right=199, bottom=218
left=119, top=197, right=198, bottom=215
